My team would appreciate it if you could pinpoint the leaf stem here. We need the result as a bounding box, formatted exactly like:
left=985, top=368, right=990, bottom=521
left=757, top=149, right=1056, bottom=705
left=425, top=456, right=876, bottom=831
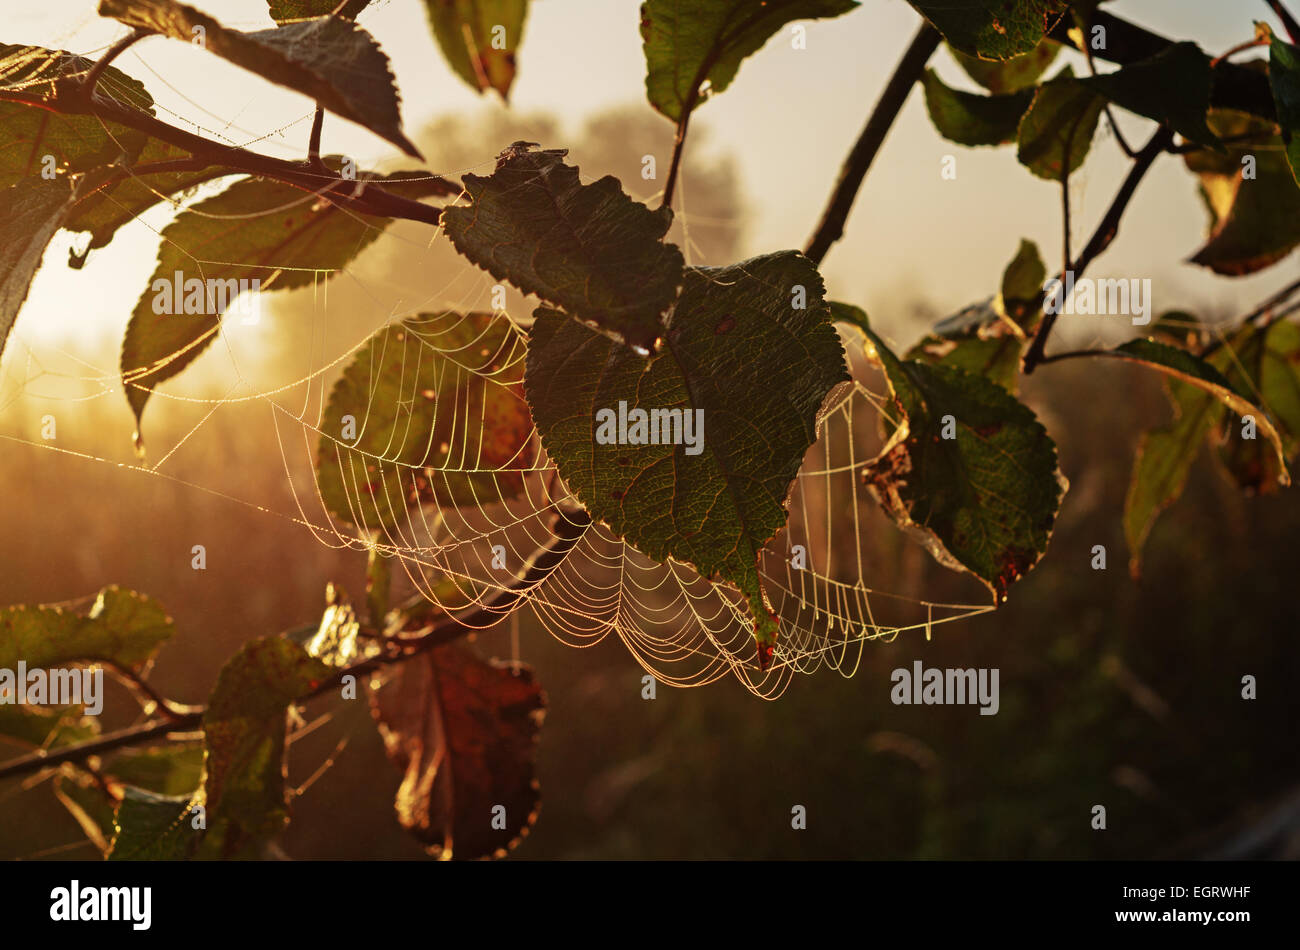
left=1022, top=126, right=1173, bottom=374
left=79, top=29, right=147, bottom=104
left=803, top=21, right=940, bottom=266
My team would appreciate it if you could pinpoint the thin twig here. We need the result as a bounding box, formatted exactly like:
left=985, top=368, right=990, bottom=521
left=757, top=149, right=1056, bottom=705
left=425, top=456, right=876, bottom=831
left=1022, top=127, right=1174, bottom=374
left=804, top=21, right=941, bottom=265
left=1201, top=276, right=1300, bottom=358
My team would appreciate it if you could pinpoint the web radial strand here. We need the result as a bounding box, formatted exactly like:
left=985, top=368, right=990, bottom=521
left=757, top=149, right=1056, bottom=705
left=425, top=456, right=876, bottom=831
left=292, top=321, right=992, bottom=698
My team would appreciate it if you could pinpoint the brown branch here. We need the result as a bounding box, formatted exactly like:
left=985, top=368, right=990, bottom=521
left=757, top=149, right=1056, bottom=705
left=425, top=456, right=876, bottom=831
left=1022, top=126, right=1174, bottom=374
left=0, top=507, right=592, bottom=783
left=1266, top=0, right=1300, bottom=43
left=0, top=86, right=454, bottom=226
left=79, top=29, right=147, bottom=104
left=803, top=21, right=940, bottom=266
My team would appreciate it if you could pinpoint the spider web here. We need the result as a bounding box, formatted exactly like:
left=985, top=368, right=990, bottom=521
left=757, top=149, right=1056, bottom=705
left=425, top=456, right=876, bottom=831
left=1, top=41, right=995, bottom=699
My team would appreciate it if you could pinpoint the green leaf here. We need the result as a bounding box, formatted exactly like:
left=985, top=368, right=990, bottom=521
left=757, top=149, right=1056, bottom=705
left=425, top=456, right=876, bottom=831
left=525, top=251, right=848, bottom=662
left=315, top=310, right=535, bottom=530
left=1078, top=42, right=1217, bottom=146
left=837, top=303, right=1066, bottom=601
left=423, top=0, right=529, bottom=99
left=1186, top=109, right=1300, bottom=276
left=0, top=585, right=173, bottom=672
left=443, top=144, right=685, bottom=352
left=921, top=68, right=1034, bottom=146
left=196, top=636, right=332, bottom=858
left=1123, top=375, right=1219, bottom=576
left=1210, top=319, right=1300, bottom=493
left=1269, top=33, right=1300, bottom=186
left=98, top=0, right=420, bottom=156
left=1, top=178, right=81, bottom=362
left=268, top=0, right=372, bottom=23
left=1000, top=236, right=1046, bottom=314
left=639, top=0, right=858, bottom=122
left=369, top=642, right=544, bottom=860
left=0, top=43, right=155, bottom=192
left=108, top=786, right=200, bottom=859
left=906, top=0, right=1069, bottom=61
left=120, top=169, right=445, bottom=437
left=107, top=744, right=205, bottom=796
left=1110, top=338, right=1290, bottom=482
left=951, top=38, right=1058, bottom=94
left=1016, top=66, right=1105, bottom=180
left=1124, top=322, right=1300, bottom=571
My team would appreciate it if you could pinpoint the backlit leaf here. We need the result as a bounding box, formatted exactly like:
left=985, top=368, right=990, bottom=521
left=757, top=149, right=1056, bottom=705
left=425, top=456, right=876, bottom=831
left=443, top=144, right=685, bottom=352
left=921, top=68, right=1033, bottom=146
left=0, top=585, right=173, bottom=672
left=1017, top=66, right=1105, bottom=180
left=120, top=169, right=447, bottom=436
left=640, top=0, right=858, bottom=122
left=316, top=310, right=536, bottom=530
left=1186, top=109, right=1300, bottom=276
left=423, top=0, right=529, bottom=99
left=906, top=0, right=1069, bottom=61
left=1269, top=31, right=1300, bottom=185
left=952, top=38, right=1058, bottom=94
left=98, top=0, right=419, bottom=156
left=369, top=642, right=544, bottom=860
left=526, top=251, right=849, bottom=661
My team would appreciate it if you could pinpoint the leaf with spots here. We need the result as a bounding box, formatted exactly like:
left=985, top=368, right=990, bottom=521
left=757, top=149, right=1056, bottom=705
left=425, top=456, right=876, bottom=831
left=639, top=0, right=858, bottom=123
left=316, top=310, right=536, bottom=531
left=836, top=303, right=1066, bottom=601
left=369, top=642, right=544, bottom=860
left=98, top=0, right=419, bottom=156
left=423, top=0, right=529, bottom=99
left=442, top=144, right=685, bottom=352
left=951, top=37, right=1058, bottom=94
left=525, top=251, right=849, bottom=664
left=906, top=0, right=1069, bottom=61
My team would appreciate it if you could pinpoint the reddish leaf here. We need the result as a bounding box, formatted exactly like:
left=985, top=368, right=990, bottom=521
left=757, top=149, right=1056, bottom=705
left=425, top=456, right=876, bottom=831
left=369, top=643, right=544, bottom=860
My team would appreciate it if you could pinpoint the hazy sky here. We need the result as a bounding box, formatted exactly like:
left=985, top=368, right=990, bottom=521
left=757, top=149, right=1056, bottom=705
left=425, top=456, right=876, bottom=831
left=5, top=0, right=1297, bottom=368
